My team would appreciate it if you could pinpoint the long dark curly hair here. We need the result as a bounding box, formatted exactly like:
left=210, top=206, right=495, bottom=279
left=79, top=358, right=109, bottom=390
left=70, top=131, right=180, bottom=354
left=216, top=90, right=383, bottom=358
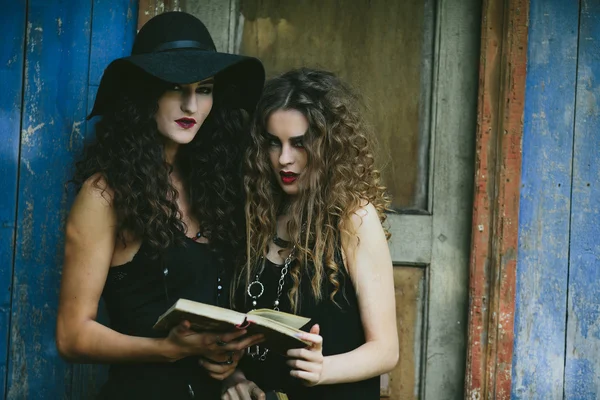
left=72, top=68, right=248, bottom=267
left=240, top=68, right=391, bottom=312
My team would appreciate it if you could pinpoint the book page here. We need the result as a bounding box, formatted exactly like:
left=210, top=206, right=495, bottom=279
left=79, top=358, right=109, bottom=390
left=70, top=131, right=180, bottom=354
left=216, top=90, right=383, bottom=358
left=248, top=308, right=310, bottom=329
left=154, top=299, right=246, bottom=331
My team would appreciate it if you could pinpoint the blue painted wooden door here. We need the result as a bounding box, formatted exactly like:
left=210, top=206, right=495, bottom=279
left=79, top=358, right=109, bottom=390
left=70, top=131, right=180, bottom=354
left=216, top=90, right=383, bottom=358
left=0, top=1, right=137, bottom=398
left=513, top=0, right=600, bottom=398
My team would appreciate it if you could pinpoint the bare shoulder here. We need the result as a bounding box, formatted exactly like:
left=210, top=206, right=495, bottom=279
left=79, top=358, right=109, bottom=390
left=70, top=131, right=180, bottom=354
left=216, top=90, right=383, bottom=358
left=347, top=202, right=382, bottom=233
left=341, top=201, right=386, bottom=255
left=340, top=201, right=391, bottom=283
left=67, top=173, right=116, bottom=237
left=78, top=173, right=114, bottom=204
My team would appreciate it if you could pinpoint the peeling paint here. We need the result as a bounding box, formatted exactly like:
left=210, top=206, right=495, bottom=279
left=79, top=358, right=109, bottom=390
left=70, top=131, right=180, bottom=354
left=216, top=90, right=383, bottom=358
left=466, top=0, right=527, bottom=398
left=33, top=62, right=42, bottom=96
left=6, top=285, right=29, bottom=398
left=23, top=160, right=34, bottom=176
left=1, top=4, right=27, bottom=397
left=6, top=1, right=139, bottom=397
left=21, top=123, right=45, bottom=147
left=6, top=54, right=17, bottom=67
left=20, top=201, right=34, bottom=262
left=513, top=1, right=580, bottom=397
left=563, top=2, right=600, bottom=394
left=69, top=120, right=84, bottom=150
left=27, top=22, right=33, bottom=51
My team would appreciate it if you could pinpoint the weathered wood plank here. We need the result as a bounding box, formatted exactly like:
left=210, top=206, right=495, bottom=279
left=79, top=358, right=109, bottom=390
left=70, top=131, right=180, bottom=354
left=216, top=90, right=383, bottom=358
left=425, top=0, right=481, bottom=397
left=185, top=0, right=236, bottom=53
left=565, top=0, right=600, bottom=397
left=6, top=1, right=92, bottom=397
left=511, top=0, right=580, bottom=398
left=383, top=266, right=426, bottom=399
left=387, top=214, right=431, bottom=265
left=465, top=0, right=528, bottom=398
left=0, top=2, right=26, bottom=398
left=88, top=0, right=137, bottom=86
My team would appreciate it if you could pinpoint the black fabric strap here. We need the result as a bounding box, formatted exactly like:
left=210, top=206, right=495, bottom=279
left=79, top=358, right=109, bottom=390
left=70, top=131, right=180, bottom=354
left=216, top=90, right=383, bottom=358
left=152, top=40, right=213, bottom=52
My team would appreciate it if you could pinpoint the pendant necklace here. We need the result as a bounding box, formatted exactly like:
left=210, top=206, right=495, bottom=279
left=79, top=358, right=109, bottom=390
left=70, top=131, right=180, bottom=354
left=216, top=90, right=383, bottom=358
left=246, top=246, right=296, bottom=361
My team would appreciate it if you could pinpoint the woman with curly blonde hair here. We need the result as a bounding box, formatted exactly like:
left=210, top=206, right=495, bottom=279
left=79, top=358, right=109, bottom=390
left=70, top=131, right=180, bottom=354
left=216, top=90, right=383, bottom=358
left=223, top=68, right=398, bottom=400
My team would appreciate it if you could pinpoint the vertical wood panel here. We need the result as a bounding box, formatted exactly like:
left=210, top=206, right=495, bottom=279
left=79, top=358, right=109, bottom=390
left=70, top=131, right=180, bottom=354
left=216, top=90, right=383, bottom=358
left=565, top=0, right=600, bottom=397
left=185, top=0, right=236, bottom=53
left=512, top=0, right=580, bottom=398
left=7, top=1, right=92, bottom=397
left=89, top=0, right=137, bottom=87
left=425, top=0, right=480, bottom=397
left=383, top=267, right=425, bottom=399
left=465, top=0, right=528, bottom=398
left=0, top=1, right=27, bottom=398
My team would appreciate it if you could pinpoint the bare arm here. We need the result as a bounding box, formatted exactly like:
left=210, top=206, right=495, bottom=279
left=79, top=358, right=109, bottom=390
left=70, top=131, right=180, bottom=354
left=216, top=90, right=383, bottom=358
left=287, top=202, right=399, bottom=385
left=55, top=177, right=260, bottom=369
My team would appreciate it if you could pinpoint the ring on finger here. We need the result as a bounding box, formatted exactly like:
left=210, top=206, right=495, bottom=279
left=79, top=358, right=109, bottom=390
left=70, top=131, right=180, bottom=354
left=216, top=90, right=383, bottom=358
left=215, top=335, right=227, bottom=347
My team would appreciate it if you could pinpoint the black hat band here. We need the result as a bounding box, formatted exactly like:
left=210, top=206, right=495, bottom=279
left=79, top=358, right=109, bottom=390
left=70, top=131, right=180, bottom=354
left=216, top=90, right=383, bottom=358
left=151, top=40, right=213, bottom=53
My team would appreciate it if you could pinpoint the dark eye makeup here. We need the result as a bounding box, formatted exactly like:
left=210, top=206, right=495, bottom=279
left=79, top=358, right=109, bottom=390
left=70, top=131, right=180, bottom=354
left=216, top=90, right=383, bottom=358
left=265, top=133, right=306, bottom=148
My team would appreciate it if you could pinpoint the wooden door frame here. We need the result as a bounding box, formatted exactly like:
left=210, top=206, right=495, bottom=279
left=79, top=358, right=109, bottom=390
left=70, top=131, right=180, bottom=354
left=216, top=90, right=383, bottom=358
left=465, top=0, right=528, bottom=398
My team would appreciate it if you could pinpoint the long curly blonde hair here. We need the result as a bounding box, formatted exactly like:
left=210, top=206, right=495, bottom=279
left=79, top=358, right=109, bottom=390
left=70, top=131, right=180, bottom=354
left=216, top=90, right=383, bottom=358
left=240, top=68, right=390, bottom=312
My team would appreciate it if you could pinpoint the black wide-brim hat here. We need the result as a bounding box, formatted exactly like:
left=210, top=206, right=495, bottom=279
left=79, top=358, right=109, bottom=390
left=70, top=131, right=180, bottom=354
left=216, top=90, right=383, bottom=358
left=89, top=11, right=265, bottom=117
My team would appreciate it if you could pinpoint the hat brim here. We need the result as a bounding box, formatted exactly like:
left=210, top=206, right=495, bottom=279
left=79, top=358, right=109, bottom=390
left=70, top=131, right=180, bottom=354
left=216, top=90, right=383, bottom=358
left=89, top=49, right=265, bottom=117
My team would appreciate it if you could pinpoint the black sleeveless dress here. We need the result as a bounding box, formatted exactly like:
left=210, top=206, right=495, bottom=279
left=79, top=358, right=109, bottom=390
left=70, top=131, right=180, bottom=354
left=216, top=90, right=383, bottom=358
left=98, top=234, right=227, bottom=399
left=238, top=254, right=379, bottom=399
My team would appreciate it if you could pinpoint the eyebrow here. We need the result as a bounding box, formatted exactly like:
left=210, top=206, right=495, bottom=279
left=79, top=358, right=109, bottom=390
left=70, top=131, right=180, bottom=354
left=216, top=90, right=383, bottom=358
left=265, top=132, right=305, bottom=140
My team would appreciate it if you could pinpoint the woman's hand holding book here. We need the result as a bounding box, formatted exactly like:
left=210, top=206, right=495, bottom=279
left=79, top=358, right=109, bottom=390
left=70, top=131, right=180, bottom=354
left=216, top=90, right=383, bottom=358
left=286, top=324, right=325, bottom=386
left=165, top=320, right=265, bottom=379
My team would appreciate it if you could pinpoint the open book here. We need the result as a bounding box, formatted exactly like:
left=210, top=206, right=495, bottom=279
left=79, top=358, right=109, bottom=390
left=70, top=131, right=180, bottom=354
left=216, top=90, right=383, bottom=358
left=153, top=299, right=312, bottom=354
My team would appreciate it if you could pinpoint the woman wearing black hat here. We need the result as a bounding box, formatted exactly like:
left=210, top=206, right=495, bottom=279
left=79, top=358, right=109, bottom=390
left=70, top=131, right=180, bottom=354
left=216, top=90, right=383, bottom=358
left=55, top=12, right=265, bottom=399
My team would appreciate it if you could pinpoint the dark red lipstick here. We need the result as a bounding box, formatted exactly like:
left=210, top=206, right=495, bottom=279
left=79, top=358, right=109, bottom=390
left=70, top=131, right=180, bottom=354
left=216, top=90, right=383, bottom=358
left=175, top=117, right=196, bottom=129
left=280, top=171, right=299, bottom=184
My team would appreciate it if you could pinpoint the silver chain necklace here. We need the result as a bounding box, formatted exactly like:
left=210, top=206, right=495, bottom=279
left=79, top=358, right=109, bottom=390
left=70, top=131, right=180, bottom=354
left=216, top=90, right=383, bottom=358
left=246, top=246, right=296, bottom=361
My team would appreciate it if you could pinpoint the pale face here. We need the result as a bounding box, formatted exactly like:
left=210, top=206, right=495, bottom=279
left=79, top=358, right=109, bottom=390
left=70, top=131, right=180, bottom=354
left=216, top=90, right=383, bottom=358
left=154, top=78, right=214, bottom=148
left=266, top=109, right=309, bottom=197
